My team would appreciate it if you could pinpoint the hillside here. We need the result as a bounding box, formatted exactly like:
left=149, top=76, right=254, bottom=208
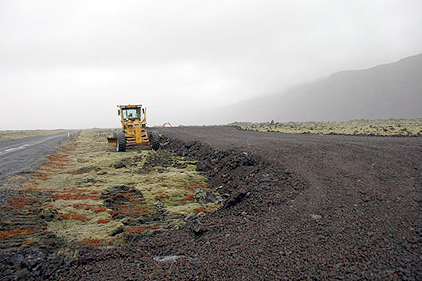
left=199, top=53, right=422, bottom=124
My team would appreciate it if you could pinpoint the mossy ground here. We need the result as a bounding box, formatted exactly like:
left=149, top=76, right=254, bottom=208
left=232, top=118, right=422, bottom=136
left=7, top=129, right=218, bottom=248
left=0, top=129, right=67, bottom=140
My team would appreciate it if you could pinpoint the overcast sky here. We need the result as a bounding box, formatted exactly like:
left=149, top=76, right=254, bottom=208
left=1, top=0, right=421, bottom=129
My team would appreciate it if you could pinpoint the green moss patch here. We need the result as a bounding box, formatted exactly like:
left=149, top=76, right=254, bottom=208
left=0, top=129, right=67, bottom=140
left=232, top=118, right=422, bottom=136
left=31, top=129, right=218, bottom=247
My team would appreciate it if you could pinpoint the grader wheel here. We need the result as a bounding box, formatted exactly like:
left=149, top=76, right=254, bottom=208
left=115, top=131, right=126, bottom=152
left=149, top=131, right=161, bottom=151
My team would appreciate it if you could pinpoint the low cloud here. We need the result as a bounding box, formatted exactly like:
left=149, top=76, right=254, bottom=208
left=1, top=0, right=421, bottom=129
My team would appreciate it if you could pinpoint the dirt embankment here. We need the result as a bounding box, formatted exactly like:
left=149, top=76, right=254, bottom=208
left=1, top=126, right=421, bottom=280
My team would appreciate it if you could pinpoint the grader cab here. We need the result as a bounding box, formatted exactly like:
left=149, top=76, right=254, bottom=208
left=107, top=104, right=161, bottom=152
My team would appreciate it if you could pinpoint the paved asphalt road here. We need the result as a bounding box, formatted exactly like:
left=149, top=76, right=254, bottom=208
left=0, top=132, right=72, bottom=184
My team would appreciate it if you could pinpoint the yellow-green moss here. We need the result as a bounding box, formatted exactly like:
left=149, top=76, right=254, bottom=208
left=0, top=129, right=67, bottom=140
left=47, top=219, right=123, bottom=242
left=232, top=118, right=422, bottom=136
left=33, top=129, right=217, bottom=246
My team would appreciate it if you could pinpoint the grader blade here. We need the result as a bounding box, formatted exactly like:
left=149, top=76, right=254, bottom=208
left=107, top=137, right=117, bottom=146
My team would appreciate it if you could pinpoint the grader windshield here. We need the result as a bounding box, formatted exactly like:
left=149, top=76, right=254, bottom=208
left=122, top=108, right=140, bottom=120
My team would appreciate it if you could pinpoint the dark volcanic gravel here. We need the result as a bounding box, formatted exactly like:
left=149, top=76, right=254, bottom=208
left=2, top=126, right=421, bottom=280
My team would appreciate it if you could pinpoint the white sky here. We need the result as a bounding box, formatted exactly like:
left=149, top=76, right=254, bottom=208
left=1, top=0, right=421, bottom=129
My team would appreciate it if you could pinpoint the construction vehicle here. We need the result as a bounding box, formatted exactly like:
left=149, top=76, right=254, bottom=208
left=107, top=104, right=161, bottom=151
left=159, top=122, right=172, bottom=128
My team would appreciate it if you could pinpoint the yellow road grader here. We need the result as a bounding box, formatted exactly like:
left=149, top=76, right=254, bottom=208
left=107, top=104, right=161, bottom=152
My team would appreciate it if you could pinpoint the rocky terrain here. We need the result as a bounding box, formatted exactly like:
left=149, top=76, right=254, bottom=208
left=0, top=126, right=421, bottom=280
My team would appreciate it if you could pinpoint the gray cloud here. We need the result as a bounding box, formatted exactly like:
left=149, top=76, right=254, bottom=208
left=1, top=0, right=421, bottom=129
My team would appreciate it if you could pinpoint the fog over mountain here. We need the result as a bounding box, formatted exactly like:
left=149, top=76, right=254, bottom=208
left=194, top=53, right=422, bottom=124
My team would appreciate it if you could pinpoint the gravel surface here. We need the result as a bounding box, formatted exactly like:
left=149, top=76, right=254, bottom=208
left=1, top=126, right=421, bottom=280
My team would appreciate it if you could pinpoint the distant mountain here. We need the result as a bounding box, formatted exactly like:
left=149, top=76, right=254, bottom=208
left=200, top=53, right=422, bottom=124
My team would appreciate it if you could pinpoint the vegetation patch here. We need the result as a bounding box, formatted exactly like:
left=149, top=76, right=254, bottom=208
left=0, top=129, right=67, bottom=140
left=232, top=118, right=422, bottom=136
left=17, top=129, right=220, bottom=248
left=6, top=196, right=39, bottom=208
left=0, top=228, right=36, bottom=241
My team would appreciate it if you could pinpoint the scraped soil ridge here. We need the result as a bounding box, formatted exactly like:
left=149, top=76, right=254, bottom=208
left=1, top=126, right=421, bottom=280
